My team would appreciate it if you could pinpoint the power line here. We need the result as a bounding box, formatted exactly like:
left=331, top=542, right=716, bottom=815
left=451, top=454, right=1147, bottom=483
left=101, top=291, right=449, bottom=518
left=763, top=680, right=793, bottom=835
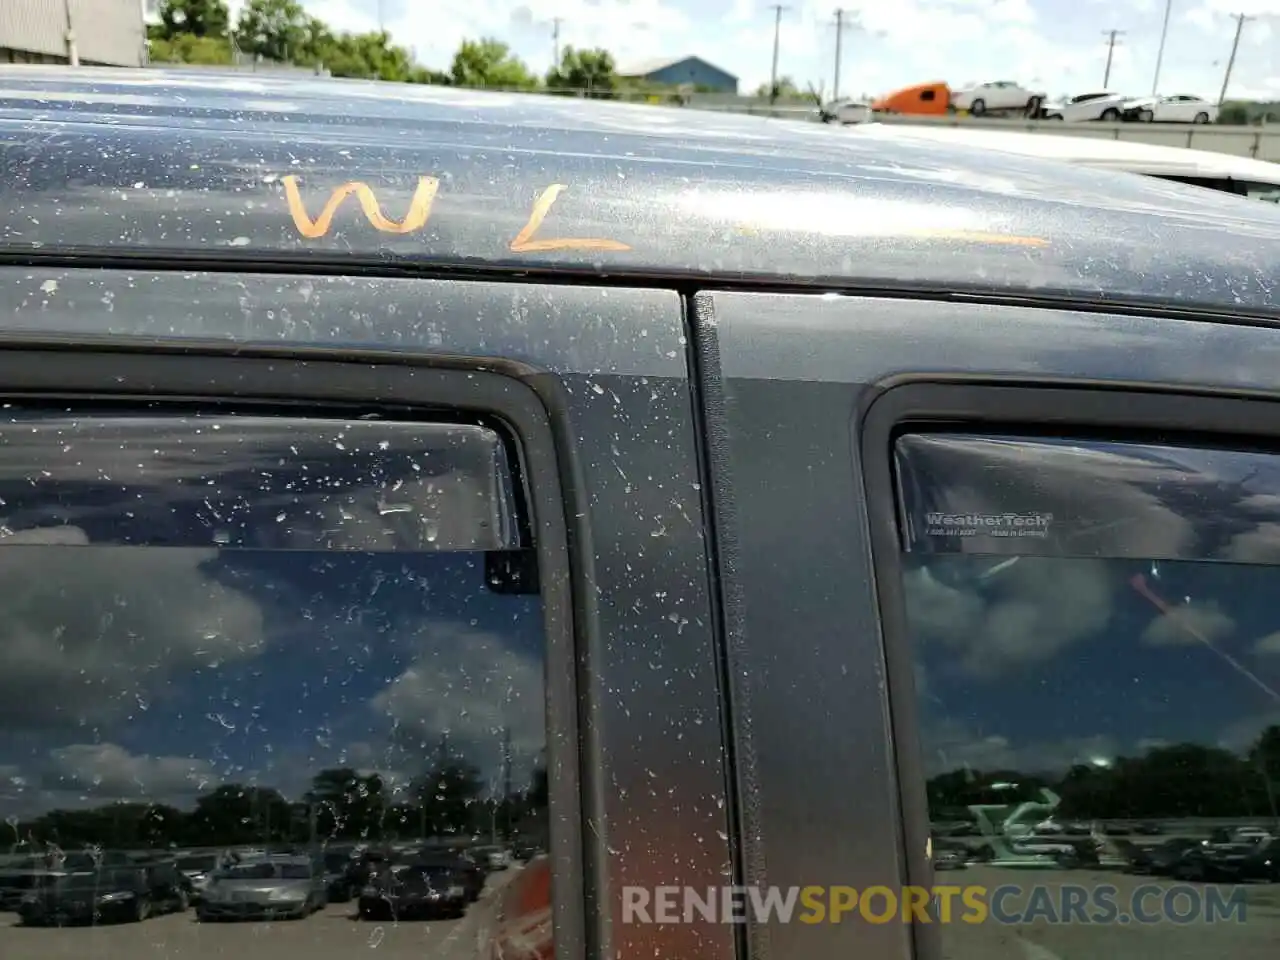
left=1101, top=29, right=1125, bottom=88
left=766, top=4, right=791, bottom=103
left=1218, top=13, right=1253, bottom=107
left=1151, top=0, right=1173, bottom=95
left=831, top=9, right=858, bottom=101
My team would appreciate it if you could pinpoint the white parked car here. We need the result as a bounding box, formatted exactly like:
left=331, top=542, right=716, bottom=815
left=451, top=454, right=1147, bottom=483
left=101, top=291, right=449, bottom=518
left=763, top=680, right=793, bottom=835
left=950, top=80, right=1046, bottom=116
left=1121, top=94, right=1218, bottom=124
left=1042, top=91, right=1130, bottom=122
left=819, top=98, right=872, bottom=125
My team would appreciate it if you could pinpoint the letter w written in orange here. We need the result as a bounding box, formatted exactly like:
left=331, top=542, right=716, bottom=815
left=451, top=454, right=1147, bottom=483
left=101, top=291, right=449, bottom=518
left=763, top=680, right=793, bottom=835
left=281, top=176, right=440, bottom=239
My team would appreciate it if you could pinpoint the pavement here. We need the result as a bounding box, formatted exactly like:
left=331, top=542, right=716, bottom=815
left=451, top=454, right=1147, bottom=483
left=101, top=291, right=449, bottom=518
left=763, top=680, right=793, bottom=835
left=0, top=866, right=521, bottom=960
left=938, top=865, right=1280, bottom=960
left=6, top=861, right=1275, bottom=960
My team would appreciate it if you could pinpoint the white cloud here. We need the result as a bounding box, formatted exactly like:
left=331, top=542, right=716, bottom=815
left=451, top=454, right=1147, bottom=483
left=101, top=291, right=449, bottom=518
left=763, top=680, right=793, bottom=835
left=0, top=744, right=221, bottom=820
left=1217, top=707, right=1280, bottom=753
left=1254, top=631, right=1280, bottom=655
left=370, top=621, right=545, bottom=789
left=921, top=716, right=1123, bottom=776
left=42, top=743, right=219, bottom=800
left=1140, top=600, right=1236, bottom=647
left=0, top=528, right=264, bottom=731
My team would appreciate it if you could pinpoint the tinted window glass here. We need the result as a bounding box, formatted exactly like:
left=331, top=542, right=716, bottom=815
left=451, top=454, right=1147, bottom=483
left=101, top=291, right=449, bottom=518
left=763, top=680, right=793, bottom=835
left=0, top=408, right=549, bottom=957
left=219, top=863, right=276, bottom=881
left=893, top=433, right=1280, bottom=958
left=1243, top=181, right=1280, bottom=203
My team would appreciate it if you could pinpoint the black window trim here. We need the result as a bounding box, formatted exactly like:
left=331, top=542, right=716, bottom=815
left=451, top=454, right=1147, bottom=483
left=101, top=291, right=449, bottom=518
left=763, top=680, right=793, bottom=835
left=859, top=379, right=1280, bottom=960
left=0, top=345, right=588, bottom=960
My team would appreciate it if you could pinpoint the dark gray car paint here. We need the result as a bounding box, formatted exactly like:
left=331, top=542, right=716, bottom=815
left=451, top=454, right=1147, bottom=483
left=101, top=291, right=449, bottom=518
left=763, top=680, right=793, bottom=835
left=0, top=268, right=732, bottom=960
left=1, top=67, right=1278, bottom=313
left=697, top=290, right=1280, bottom=960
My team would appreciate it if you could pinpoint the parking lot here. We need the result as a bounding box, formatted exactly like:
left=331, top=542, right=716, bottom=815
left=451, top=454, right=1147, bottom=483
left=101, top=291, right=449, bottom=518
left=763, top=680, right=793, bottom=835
left=0, top=868, right=516, bottom=960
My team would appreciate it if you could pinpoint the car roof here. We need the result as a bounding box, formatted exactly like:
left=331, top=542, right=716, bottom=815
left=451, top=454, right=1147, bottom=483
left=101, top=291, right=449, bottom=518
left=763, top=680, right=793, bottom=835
left=0, top=66, right=1278, bottom=316
left=849, top=123, right=1280, bottom=182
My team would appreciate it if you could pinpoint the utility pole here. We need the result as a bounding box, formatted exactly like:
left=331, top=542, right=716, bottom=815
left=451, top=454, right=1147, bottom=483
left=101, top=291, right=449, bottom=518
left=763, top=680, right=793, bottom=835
left=1151, top=0, right=1172, bottom=95
left=1218, top=13, right=1252, bottom=107
left=62, top=0, right=78, bottom=67
left=767, top=5, right=791, bottom=103
left=831, top=9, right=856, bottom=101
left=377, top=0, right=384, bottom=34
left=551, top=17, right=563, bottom=66
left=1102, top=29, right=1124, bottom=88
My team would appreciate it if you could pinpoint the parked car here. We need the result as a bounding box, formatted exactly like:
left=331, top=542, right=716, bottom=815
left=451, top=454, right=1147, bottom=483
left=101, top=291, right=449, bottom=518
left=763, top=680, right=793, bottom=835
left=1041, top=90, right=1130, bottom=121
left=18, top=861, right=187, bottom=925
left=819, top=98, right=872, bottom=125
left=1125, top=837, right=1201, bottom=874
left=1121, top=93, right=1218, bottom=123
left=419, top=849, right=487, bottom=903
left=357, top=861, right=468, bottom=920
left=950, top=79, right=1046, bottom=116
left=174, top=852, right=222, bottom=904
left=196, top=856, right=326, bottom=921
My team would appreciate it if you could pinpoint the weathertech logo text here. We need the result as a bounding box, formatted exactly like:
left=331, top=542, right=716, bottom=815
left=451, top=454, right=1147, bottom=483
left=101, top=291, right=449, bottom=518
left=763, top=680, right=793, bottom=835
left=924, top=511, right=1052, bottom=538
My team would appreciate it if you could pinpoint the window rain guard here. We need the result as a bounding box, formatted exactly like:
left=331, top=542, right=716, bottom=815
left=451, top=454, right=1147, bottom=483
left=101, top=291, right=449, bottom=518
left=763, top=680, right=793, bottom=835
left=0, top=411, right=522, bottom=552
left=894, top=431, right=1280, bottom=564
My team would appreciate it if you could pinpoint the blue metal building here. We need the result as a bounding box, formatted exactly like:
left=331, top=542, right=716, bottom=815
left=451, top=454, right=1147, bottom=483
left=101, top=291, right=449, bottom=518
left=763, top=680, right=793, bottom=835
left=618, top=55, right=738, bottom=94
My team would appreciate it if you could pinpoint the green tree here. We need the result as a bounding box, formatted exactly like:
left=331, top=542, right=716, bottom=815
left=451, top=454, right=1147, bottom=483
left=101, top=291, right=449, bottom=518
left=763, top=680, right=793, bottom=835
left=297, top=16, right=335, bottom=64
left=234, top=0, right=308, bottom=63
left=1218, top=101, right=1250, bottom=125
left=154, top=0, right=230, bottom=39
left=318, top=31, right=422, bottom=82
left=754, top=76, right=804, bottom=102
left=413, top=759, right=484, bottom=836
left=305, top=767, right=387, bottom=840
left=450, top=39, right=538, bottom=90
left=188, top=784, right=291, bottom=845
left=545, top=46, right=617, bottom=98
left=148, top=33, right=233, bottom=65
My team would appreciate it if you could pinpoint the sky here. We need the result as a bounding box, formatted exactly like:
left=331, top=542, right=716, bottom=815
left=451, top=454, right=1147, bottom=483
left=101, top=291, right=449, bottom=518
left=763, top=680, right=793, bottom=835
left=897, top=434, right=1280, bottom=782
left=223, top=0, right=1280, bottom=103
left=0, top=413, right=547, bottom=822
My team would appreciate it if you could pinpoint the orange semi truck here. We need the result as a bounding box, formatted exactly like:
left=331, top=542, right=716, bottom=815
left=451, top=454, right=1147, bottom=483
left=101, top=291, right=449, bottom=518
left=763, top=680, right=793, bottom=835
left=871, top=81, right=952, bottom=116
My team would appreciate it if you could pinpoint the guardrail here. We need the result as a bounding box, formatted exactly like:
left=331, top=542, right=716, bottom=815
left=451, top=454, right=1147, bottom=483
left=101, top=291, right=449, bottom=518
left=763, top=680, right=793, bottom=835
left=691, top=101, right=1280, bottom=163
left=868, top=113, right=1280, bottom=162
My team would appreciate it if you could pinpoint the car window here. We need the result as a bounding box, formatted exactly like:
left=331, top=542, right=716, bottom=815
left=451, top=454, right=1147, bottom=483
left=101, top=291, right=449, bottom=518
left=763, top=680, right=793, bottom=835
left=1153, top=174, right=1280, bottom=203
left=218, top=862, right=276, bottom=881
left=1244, top=182, right=1280, bottom=203
left=0, top=407, right=551, bottom=955
left=890, top=431, right=1280, bottom=955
